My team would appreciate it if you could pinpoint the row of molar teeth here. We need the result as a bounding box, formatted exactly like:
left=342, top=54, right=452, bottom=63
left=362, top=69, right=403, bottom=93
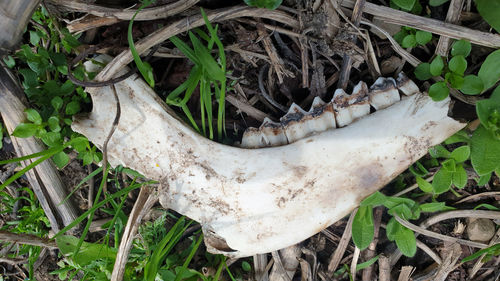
left=241, top=73, right=420, bottom=148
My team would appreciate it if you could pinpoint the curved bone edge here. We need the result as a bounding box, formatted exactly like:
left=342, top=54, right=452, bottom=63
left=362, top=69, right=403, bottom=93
left=72, top=72, right=465, bottom=258
left=369, top=77, right=400, bottom=110
left=396, top=72, right=420, bottom=96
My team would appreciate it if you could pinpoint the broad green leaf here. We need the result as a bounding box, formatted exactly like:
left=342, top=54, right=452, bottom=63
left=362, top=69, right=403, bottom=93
left=70, top=136, right=89, bottom=153
left=392, top=0, right=416, bottom=10
left=3, top=56, right=15, bottom=68
left=477, top=172, right=492, bottom=186
left=41, top=132, right=62, bottom=147
left=56, top=235, right=116, bottom=266
left=388, top=203, right=413, bottom=220
left=53, top=151, right=69, bottom=168
left=448, top=55, right=467, bottom=75
left=451, top=146, right=470, bottom=162
left=415, top=63, right=432, bottom=80
left=242, top=261, right=252, bottom=272
left=394, top=224, right=417, bottom=257
left=243, top=0, right=283, bottom=9
left=432, top=169, right=452, bottom=194
left=429, top=0, right=450, bottom=6
left=420, top=202, right=454, bottom=212
left=476, top=86, right=500, bottom=137
left=453, top=164, right=468, bottom=188
left=460, top=75, right=484, bottom=95
left=416, top=176, right=433, bottom=193
left=383, top=197, right=416, bottom=210
left=471, top=125, right=500, bottom=175
left=415, top=31, right=432, bottom=45
left=29, top=30, right=41, bottom=46
left=12, top=123, right=38, bottom=138
left=394, top=29, right=408, bottom=44
left=430, top=56, right=444, bottom=76
left=429, top=145, right=451, bottom=158
left=445, top=130, right=470, bottom=144
left=48, top=116, right=61, bottom=132
left=25, top=108, right=42, bottom=125
left=402, top=34, right=417, bottom=48
left=65, top=101, right=80, bottom=115
left=478, top=49, right=500, bottom=91
left=385, top=217, right=399, bottom=241
left=429, top=82, right=449, bottom=101
left=19, top=68, right=39, bottom=88
left=451, top=39, right=472, bottom=57
left=352, top=206, right=374, bottom=250
left=442, top=159, right=457, bottom=172
left=360, top=191, right=387, bottom=206
left=475, top=0, right=500, bottom=33
left=446, top=72, right=465, bottom=89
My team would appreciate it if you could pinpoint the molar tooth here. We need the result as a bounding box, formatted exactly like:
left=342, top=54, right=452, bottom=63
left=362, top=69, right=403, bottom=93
left=396, top=72, right=420, bottom=96
left=369, top=77, right=400, bottom=110
left=281, top=103, right=310, bottom=143
left=241, top=127, right=267, bottom=148
left=305, top=96, right=336, bottom=133
left=332, top=89, right=353, bottom=127
left=348, top=81, right=371, bottom=120
left=260, top=117, right=288, bottom=146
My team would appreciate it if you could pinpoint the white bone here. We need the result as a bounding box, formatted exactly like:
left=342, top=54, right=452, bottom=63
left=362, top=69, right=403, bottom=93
left=281, top=103, right=309, bottom=143
left=72, top=60, right=465, bottom=258
left=260, top=117, right=287, bottom=147
left=397, top=72, right=420, bottom=96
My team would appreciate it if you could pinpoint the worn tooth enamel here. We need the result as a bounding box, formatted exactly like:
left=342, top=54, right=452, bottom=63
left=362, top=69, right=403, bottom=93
left=332, top=89, right=353, bottom=127
left=280, top=103, right=310, bottom=143
left=396, top=72, right=420, bottom=96
left=241, top=127, right=267, bottom=148
left=260, top=117, right=288, bottom=147
left=305, top=97, right=336, bottom=133
left=369, top=77, right=400, bottom=110
left=348, top=81, right=371, bottom=120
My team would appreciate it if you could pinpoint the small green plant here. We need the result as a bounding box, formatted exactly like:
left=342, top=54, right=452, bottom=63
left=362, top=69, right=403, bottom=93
left=1, top=187, right=50, bottom=279
left=475, top=0, right=500, bottom=33
left=167, top=9, right=228, bottom=140
left=415, top=40, right=500, bottom=101
left=352, top=191, right=455, bottom=257
left=243, top=0, right=282, bottom=10
left=394, top=26, right=433, bottom=48
left=9, top=7, right=101, bottom=168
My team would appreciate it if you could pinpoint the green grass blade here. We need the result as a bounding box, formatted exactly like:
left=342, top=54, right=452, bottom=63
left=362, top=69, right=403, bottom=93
left=0, top=145, right=64, bottom=165
left=0, top=146, right=64, bottom=191
left=58, top=166, right=103, bottom=206
left=181, top=104, right=200, bottom=133
left=127, top=1, right=155, bottom=87
left=173, top=233, right=204, bottom=281
left=170, top=35, right=199, bottom=64
left=53, top=181, right=153, bottom=238
left=189, top=32, right=225, bottom=82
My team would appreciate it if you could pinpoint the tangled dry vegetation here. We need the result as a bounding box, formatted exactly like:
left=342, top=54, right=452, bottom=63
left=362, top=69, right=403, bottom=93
left=1, top=0, right=500, bottom=280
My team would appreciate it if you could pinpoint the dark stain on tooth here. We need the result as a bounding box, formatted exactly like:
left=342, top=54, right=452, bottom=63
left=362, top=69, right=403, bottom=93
left=370, top=77, right=396, bottom=92
left=281, top=112, right=305, bottom=125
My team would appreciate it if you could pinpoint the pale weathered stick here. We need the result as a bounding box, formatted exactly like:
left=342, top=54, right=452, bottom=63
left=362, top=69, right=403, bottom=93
left=67, top=15, right=121, bottom=33
left=0, top=230, right=57, bottom=249
left=110, top=187, right=157, bottom=281
left=0, top=66, right=79, bottom=232
left=327, top=211, right=357, bottom=274
left=340, top=0, right=500, bottom=48
left=435, top=0, right=465, bottom=57
left=0, top=0, right=40, bottom=54
left=96, top=6, right=298, bottom=81
left=47, top=0, right=199, bottom=21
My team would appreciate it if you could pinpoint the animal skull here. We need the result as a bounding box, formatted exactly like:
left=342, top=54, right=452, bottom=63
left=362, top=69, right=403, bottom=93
left=72, top=57, right=465, bottom=258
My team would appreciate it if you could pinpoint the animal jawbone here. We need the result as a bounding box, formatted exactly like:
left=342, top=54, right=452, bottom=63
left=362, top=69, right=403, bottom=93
left=72, top=58, right=465, bottom=258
